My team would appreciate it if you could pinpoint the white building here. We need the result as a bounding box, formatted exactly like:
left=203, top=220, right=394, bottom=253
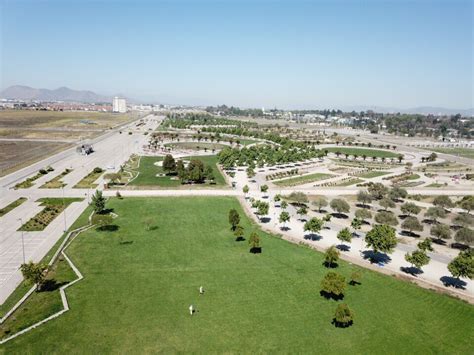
left=112, top=97, right=127, bottom=113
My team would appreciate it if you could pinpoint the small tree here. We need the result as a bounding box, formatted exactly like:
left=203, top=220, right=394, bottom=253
left=357, top=190, right=372, bottom=206
left=430, top=224, right=451, bottom=242
left=304, top=217, right=324, bottom=236
left=248, top=232, right=261, bottom=253
left=242, top=184, right=249, bottom=197
left=287, top=191, right=308, bottom=205
left=425, top=206, right=447, bottom=224
left=260, top=184, right=269, bottom=194
left=374, top=211, right=398, bottom=226
left=257, top=202, right=269, bottom=221
left=20, top=261, right=47, bottom=291
left=433, top=195, right=454, bottom=210
left=368, top=183, right=388, bottom=200
left=365, top=224, right=397, bottom=254
left=401, top=216, right=423, bottom=234
left=333, top=304, right=354, bottom=327
left=350, top=271, right=362, bottom=285
left=297, top=206, right=308, bottom=220
left=417, top=238, right=434, bottom=252
left=228, top=209, right=240, bottom=231
left=401, top=202, right=421, bottom=216
left=453, top=213, right=474, bottom=228
left=324, top=246, right=340, bottom=267
left=351, top=218, right=362, bottom=234
left=405, top=249, right=430, bottom=272
left=91, top=190, right=106, bottom=214
left=312, top=196, right=328, bottom=213
left=234, top=225, right=244, bottom=241
left=389, top=187, right=407, bottom=201
left=162, top=154, right=176, bottom=174
left=330, top=198, right=350, bottom=214
left=458, top=196, right=474, bottom=214
left=355, top=208, right=372, bottom=222
left=281, top=200, right=288, bottom=210
left=447, top=250, right=473, bottom=279
left=279, top=211, right=290, bottom=228
left=380, top=198, right=395, bottom=211
left=337, top=227, right=352, bottom=245
left=320, top=272, right=346, bottom=298
left=454, top=227, right=474, bottom=246
left=273, top=194, right=281, bottom=204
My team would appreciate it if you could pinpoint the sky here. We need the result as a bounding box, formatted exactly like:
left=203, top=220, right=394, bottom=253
left=0, top=0, right=472, bottom=109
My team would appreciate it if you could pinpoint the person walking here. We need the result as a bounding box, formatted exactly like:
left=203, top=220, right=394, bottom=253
left=189, top=304, right=194, bottom=315
left=199, top=286, right=204, bottom=295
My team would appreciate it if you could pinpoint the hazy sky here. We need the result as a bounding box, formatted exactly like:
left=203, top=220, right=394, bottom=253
left=1, top=0, right=472, bottom=109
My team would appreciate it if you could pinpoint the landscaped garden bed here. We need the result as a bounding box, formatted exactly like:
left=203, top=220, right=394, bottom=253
left=40, top=169, right=72, bottom=189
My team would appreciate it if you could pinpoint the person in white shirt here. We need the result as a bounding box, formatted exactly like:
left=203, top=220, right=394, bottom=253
left=199, top=286, right=204, bottom=295
left=189, top=304, right=194, bottom=315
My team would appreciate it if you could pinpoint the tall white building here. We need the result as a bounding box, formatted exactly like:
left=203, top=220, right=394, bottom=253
left=112, top=97, right=127, bottom=113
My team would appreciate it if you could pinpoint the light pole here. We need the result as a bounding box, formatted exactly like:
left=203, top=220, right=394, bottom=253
left=18, top=218, right=26, bottom=264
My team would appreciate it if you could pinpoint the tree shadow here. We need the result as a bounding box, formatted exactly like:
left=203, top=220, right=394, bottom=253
left=356, top=203, right=371, bottom=209
left=250, top=247, right=262, bottom=254
left=331, top=213, right=348, bottom=219
left=119, top=240, right=134, bottom=245
left=336, top=244, right=351, bottom=252
left=323, top=261, right=339, bottom=268
left=422, top=219, right=437, bottom=225
left=432, top=238, right=447, bottom=246
left=235, top=236, right=246, bottom=242
left=96, top=225, right=120, bottom=232
left=332, top=318, right=353, bottom=328
left=400, top=230, right=421, bottom=238
left=280, top=226, right=291, bottom=231
left=450, top=242, right=470, bottom=251
left=400, top=266, right=423, bottom=276
left=260, top=217, right=271, bottom=223
left=99, top=208, right=115, bottom=215
left=320, top=290, right=344, bottom=301
left=298, top=217, right=308, bottom=222
left=313, top=208, right=328, bottom=214
left=361, top=250, right=392, bottom=265
left=349, top=280, right=361, bottom=286
left=440, top=276, right=467, bottom=289
left=304, top=233, right=322, bottom=241
left=398, top=214, right=409, bottom=220
left=450, top=225, right=463, bottom=231
left=148, top=225, right=159, bottom=231
left=40, top=279, right=68, bottom=292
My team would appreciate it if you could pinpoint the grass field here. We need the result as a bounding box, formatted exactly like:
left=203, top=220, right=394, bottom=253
left=0, top=197, right=27, bottom=218
left=164, top=142, right=228, bottom=151
left=430, top=147, right=474, bottom=159
left=2, top=197, right=473, bottom=353
left=129, top=155, right=226, bottom=187
left=358, top=170, right=389, bottom=179
left=73, top=169, right=103, bottom=188
left=273, top=173, right=334, bottom=187
left=327, top=147, right=399, bottom=158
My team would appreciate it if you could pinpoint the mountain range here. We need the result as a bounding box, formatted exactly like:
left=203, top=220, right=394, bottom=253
left=0, top=85, right=117, bottom=103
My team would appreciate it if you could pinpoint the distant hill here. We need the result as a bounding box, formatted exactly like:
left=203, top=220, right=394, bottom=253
left=0, top=85, right=115, bottom=103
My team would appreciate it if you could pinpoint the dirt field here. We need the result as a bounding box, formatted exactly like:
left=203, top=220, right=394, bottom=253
left=0, top=141, right=71, bottom=176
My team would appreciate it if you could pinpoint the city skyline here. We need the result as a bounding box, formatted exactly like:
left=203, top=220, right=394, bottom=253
left=1, top=0, right=472, bottom=109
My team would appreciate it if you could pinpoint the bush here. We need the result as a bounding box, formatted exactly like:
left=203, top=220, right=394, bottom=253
left=333, top=304, right=354, bottom=327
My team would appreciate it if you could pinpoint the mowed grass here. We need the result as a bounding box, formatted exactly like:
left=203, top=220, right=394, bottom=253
left=2, top=197, right=473, bottom=353
left=0, top=197, right=27, bottom=217
left=326, top=147, right=399, bottom=158
left=164, top=142, right=228, bottom=151
left=430, top=147, right=474, bottom=159
left=130, top=155, right=226, bottom=187
left=273, top=172, right=334, bottom=187
left=358, top=170, right=389, bottom=179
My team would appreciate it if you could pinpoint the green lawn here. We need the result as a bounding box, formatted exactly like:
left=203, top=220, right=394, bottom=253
left=0, top=197, right=27, bottom=218
left=430, top=147, right=474, bottom=159
left=327, top=147, right=399, bottom=158
left=2, top=197, right=473, bottom=353
left=358, top=170, right=389, bottom=179
left=164, top=142, right=228, bottom=151
left=73, top=169, right=103, bottom=188
left=129, top=155, right=226, bottom=187
left=273, top=173, right=334, bottom=187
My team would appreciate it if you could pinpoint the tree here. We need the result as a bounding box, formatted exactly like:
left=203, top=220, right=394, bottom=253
left=337, top=227, right=352, bottom=245
left=234, top=225, right=244, bottom=241
left=204, top=165, right=214, bottom=181
left=433, top=195, right=454, bottom=210
left=187, top=159, right=206, bottom=183
left=91, top=190, right=106, bottom=214
left=380, top=198, right=396, bottom=211
left=355, top=208, right=372, bottom=222
left=368, top=183, right=388, bottom=200
left=351, top=218, right=362, bottom=233
left=357, top=190, right=372, bottom=206
left=324, top=246, right=340, bottom=267
left=312, top=196, right=328, bottom=213
left=228, top=209, right=240, bottom=231
left=430, top=224, right=451, bottom=242
left=350, top=271, right=362, bottom=285
left=246, top=166, right=255, bottom=179
left=458, top=196, right=474, bottom=214
left=454, top=228, right=474, bottom=246
left=448, top=250, right=473, bottom=279
left=287, top=191, right=308, bottom=205
left=257, top=201, right=269, bottom=221
left=425, top=206, right=447, bottom=223
left=330, top=198, right=350, bottom=214
left=374, top=211, right=398, bottom=226
left=279, top=211, right=290, bottom=228
left=365, top=224, right=398, bottom=254
left=405, top=249, right=430, bottom=271
left=389, top=187, right=408, bottom=201
left=273, top=194, right=281, bottom=204
left=176, top=160, right=186, bottom=180
left=242, top=184, right=249, bottom=197
left=104, top=173, right=121, bottom=185
left=162, top=154, right=176, bottom=174
left=281, top=200, right=288, bottom=210
left=401, top=202, right=421, bottom=216
left=320, top=272, right=346, bottom=298
left=248, top=232, right=261, bottom=253
left=417, top=238, right=434, bottom=252
left=297, top=206, right=308, bottom=220
left=304, top=217, right=324, bottom=236
left=453, top=213, right=474, bottom=228
left=20, top=261, right=47, bottom=291
left=401, top=216, right=423, bottom=234
left=333, top=304, right=354, bottom=327
left=260, top=184, right=269, bottom=194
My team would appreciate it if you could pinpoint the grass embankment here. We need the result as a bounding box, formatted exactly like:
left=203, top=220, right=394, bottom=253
left=327, top=147, right=399, bottom=158
left=40, top=169, right=72, bottom=189
left=273, top=173, right=334, bottom=187
left=0, top=198, right=27, bottom=218
left=18, top=198, right=83, bottom=232
left=14, top=170, right=50, bottom=189
left=429, top=147, right=474, bottom=159
left=129, top=155, right=225, bottom=187
left=73, top=168, right=104, bottom=188
left=2, top=197, right=473, bottom=352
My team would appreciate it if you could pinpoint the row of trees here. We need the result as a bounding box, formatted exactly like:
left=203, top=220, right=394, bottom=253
left=229, top=209, right=261, bottom=252
left=162, top=154, right=215, bottom=184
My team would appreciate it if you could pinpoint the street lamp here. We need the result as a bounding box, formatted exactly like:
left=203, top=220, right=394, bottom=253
left=18, top=218, right=26, bottom=264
